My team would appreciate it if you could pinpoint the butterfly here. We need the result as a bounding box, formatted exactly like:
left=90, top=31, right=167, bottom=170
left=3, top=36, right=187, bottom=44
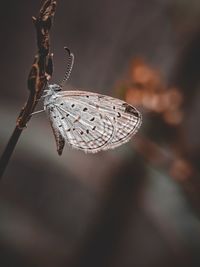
left=43, top=47, right=142, bottom=155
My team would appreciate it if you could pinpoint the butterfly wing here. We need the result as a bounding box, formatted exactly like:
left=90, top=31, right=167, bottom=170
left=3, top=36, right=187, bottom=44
left=46, top=108, right=65, bottom=155
left=45, top=91, right=115, bottom=153
left=72, top=92, right=142, bottom=150
left=45, top=90, right=142, bottom=153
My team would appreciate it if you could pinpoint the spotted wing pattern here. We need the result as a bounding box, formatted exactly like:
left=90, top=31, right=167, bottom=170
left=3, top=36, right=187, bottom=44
left=45, top=90, right=142, bottom=154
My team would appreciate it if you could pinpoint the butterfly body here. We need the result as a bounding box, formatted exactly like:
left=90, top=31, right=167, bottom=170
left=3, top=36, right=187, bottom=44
left=44, top=84, right=142, bottom=155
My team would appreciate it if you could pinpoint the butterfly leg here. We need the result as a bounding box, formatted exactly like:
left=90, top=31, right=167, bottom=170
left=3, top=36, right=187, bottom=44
left=31, top=109, right=45, bottom=116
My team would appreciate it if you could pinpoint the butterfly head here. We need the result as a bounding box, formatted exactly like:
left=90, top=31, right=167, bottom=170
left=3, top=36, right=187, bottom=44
left=44, top=84, right=62, bottom=100
left=44, top=84, right=62, bottom=106
left=48, top=84, right=62, bottom=92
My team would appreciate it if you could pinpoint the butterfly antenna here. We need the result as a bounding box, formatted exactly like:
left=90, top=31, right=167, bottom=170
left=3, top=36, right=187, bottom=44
left=60, top=47, right=74, bottom=87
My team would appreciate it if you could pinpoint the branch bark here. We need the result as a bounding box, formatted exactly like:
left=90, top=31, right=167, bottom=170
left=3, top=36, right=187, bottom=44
left=0, top=0, right=57, bottom=179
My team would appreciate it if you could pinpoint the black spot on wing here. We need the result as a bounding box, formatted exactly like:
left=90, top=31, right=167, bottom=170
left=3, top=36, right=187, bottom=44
left=122, top=103, right=139, bottom=117
left=117, top=112, right=121, bottom=118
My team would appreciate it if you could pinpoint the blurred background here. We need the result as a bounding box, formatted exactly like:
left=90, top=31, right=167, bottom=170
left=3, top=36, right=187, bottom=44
left=0, top=0, right=200, bottom=266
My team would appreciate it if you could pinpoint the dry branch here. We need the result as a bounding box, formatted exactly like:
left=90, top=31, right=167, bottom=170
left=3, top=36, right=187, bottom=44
left=0, top=0, right=57, bottom=178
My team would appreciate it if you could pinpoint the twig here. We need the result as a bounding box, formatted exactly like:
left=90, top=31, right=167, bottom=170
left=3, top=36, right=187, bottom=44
left=0, top=0, right=57, bottom=179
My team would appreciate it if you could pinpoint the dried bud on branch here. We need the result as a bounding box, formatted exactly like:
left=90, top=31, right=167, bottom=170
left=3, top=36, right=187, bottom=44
left=0, top=0, right=57, bottom=178
left=17, top=0, right=56, bottom=129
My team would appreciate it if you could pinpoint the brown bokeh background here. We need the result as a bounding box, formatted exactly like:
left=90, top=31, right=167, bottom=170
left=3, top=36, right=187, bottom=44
left=0, top=0, right=200, bottom=266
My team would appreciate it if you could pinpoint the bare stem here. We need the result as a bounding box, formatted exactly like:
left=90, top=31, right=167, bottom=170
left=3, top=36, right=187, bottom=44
left=0, top=0, right=57, bottom=179
left=0, top=128, right=22, bottom=178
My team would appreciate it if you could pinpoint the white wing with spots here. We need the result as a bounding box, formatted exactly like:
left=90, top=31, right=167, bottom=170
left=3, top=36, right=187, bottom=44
left=44, top=89, right=142, bottom=154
